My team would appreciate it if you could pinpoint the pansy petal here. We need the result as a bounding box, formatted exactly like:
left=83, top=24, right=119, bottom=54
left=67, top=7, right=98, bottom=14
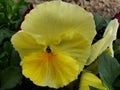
left=105, top=43, right=114, bottom=56
left=86, top=19, right=119, bottom=65
left=56, top=31, right=91, bottom=69
left=79, top=72, right=106, bottom=90
left=21, top=1, right=96, bottom=43
left=21, top=51, right=80, bottom=88
left=11, top=31, right=44, bottom=58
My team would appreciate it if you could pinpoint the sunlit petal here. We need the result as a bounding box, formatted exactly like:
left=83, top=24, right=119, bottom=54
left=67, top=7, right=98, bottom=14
left=11, top=31, right=44, bottom=58
left=79, top=72, right=107, bottom=90
left=56, top=31, right=91, bottom=69
left=21, top=1, right=96, bottom=43
left=86, top=19, right=119, bottom=65
left=21, top=51, right=80, bottom=88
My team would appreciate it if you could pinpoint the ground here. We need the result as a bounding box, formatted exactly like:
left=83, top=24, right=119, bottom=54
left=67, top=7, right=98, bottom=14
left=25, top=0, right=120, bottom=17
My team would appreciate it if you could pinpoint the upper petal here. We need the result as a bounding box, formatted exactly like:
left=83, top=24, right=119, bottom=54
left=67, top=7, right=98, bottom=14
left=21, top=1, right=96, bottom=43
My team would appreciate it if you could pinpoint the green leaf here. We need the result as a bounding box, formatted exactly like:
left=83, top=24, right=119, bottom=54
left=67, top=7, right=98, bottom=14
left=94, top=13, right=105, bottom=31
left=98, top=53, right=120, bottom=90
left=113, top=78, right=120, bottom=88
left=0, top=51, right=9, bottom=69
left=0, top=66, right=22, bottom=90
left=89, top=86, right=100, bottom=90
left=0, top=0, right=29, bottom=29
left=113, top=41, right=120, bottom=63
left=10, top=49, right=21, bottom=67
left=3, top=41, right=13, bottom=56
left=0, top=12, right=6, bottom=24
left=0, top=28, right=14, bottom=44
left=0, top=51, right=7, bottom=59
left=18, top=0, right=29, bottom=16
left=5, top=0, right=14, bottom=19
left=94, top=13, right=111, bottom=31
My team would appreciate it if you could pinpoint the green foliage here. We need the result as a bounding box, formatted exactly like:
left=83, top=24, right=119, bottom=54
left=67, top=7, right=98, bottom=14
left=0, top=28, right=14, bottom=44
left=0, top=0, right=29, bottom=90
left=94, top=13, right=111, bottom=31
left=114, top=41, right=120, bottom=63
left=0, top=66, right=22, bottom=90
left=98, top=53, right=120, bottom=90
left=93, top=14, right=112, bottom=43
left=89, top=86, right=100, bottom=90
left=0, top=0, right=29, bottom=30
left=93, top=14, right=120, bottom=90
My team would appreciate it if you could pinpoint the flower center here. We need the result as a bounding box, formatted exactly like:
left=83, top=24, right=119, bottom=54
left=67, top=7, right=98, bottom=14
left=46, top=46, right=51, bottom=53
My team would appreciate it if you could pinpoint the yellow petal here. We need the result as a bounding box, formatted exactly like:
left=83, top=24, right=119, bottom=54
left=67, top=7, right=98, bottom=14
left=79, top=72, right=106, bottom=90
left=104, top=43, right=114, bottom=56
left=21, top=51, right=80, bottom=88
left=86, top=19, right=119, bottom=65
left=56, top=31, right=91, bottom=70
left=21, top=1, right=96, bottom=43
left=11, top=31, right=44, bottom=58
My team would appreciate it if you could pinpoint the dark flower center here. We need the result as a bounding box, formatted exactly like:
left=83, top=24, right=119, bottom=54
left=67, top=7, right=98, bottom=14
left=46, top=46, right=51, bottom=53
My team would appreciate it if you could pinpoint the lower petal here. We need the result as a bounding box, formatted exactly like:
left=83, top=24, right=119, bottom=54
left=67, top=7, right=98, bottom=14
left=21, top=51, right=80, bottom=88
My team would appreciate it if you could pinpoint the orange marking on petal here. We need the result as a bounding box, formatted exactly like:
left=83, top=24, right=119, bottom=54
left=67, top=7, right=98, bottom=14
left=42, top=52, right=55, bottom=61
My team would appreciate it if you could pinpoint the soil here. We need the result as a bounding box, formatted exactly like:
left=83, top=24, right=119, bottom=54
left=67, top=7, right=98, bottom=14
left=25, top=0, right=120, bottom=17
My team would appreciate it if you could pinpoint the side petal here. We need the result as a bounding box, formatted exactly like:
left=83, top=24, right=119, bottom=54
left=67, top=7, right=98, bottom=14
left=86, top=19, right=119, bottom=65
left=21, top=1, right=96, bottom=43
left=79, top=72, right=106, bottom=90
left=11, top=31, right=45, bottom=58
left=55, top=31, right=91, bottom=70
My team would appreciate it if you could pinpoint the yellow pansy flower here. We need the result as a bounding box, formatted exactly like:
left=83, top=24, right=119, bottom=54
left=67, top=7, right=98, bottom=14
left=86, top=19, right=119, bottom=65
left=11, top=1, right=96, bottom=88
left=79, top=72, right=107, bottom=90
